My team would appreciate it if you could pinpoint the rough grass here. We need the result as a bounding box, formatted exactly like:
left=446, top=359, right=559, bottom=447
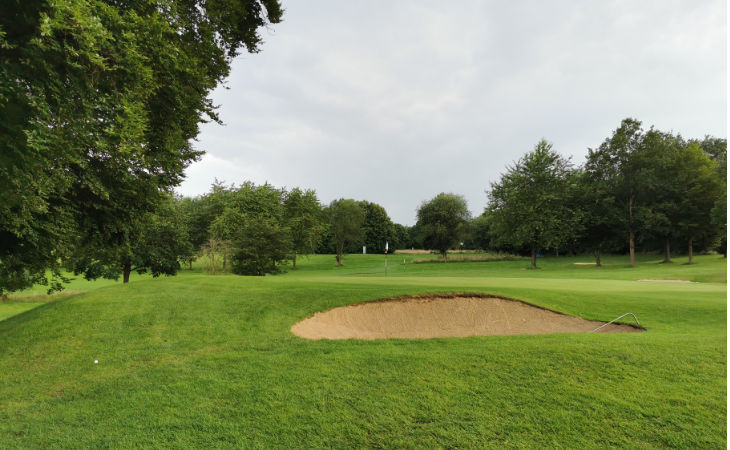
left=0, top=253, right=725, bottom=447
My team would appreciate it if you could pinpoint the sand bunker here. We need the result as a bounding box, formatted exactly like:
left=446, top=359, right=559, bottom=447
left=291, top=295, right=643, bottom=340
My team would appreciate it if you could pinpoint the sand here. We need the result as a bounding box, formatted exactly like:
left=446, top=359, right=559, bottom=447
left=291, top=295, right=643, bottom=340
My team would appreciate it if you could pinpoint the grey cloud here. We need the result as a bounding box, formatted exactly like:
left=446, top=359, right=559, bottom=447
left=178, top=0, right=726, bottom=225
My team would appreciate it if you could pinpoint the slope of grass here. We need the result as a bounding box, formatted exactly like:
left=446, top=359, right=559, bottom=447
left=0, top=254, right=725, bottom=447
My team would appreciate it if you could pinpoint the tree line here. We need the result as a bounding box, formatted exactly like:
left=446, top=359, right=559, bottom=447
left=7, top=115, right=728, bottom=286
left=174, top=183, right=415, bottom=276
left=485, top=118, right=726, bottom=268
left=158, top=115, right=727, bottom=278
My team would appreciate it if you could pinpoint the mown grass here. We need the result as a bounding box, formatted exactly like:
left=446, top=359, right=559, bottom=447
left=0, top=253, right=725, bottom=447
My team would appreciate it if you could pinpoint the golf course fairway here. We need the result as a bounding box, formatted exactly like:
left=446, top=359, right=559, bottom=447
left=0, top=253, right=725, bottom=447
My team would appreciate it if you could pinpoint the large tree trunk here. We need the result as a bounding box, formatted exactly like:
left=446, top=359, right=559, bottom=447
left=629, top=231, right=636, bottom=267
left=688, top=237, right=694, bottom=264
left=122, top=262, right=131, bottom=283
left=530, top=243, right=537, bottom=269
left=594, top=249, right=601, bottom=267
left=663, top=238, right=671, bottom=263
left=292, top=253, right=297, bottom=269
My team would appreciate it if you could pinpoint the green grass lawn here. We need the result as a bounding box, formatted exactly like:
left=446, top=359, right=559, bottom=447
left=0, top=253, right=726, bottom=447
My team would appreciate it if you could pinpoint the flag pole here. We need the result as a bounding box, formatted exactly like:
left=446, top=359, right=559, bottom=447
left=385, top=241, right=388, bottom=276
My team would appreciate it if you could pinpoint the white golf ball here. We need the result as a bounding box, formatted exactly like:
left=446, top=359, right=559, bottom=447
left=94, top=360, right=98, bottom=364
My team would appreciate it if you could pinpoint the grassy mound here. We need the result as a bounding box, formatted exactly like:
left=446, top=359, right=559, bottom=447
left=0, top=254, right=725, bottom=447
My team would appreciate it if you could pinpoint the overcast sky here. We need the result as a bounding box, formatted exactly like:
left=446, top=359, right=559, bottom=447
left=177, top=0, right=727, bottom=225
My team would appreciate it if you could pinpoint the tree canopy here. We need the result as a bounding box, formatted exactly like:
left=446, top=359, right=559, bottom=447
left=584, top=119, right=648, bottom=266
left=359, top=201, right=395, bottom=254
left=416, top=193, right=470, bottom=259
left=0, top=0, right=282, bottom=295
left=66, top=194, right=195, bottom=283
left=487, top=140, right=575, bottom=268
left=284, top=188, right=325, bottom=268
left=211, top=183, right=291, bottom=276
left=327, top=199, right=365, bottom=266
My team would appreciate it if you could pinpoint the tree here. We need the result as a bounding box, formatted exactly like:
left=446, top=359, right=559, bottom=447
left=416, top=193, right=470, bottom=260
left=469, top=213, right=493, bottom=251
left=284, top=188, right=325, bottom=269
left=711, top=189, right=727, bottom=257
left=702, top=137, right=727, bottom=257
left=584, top=119, right=649, bottom=266
left=229, top=217, right=291, bottom=276
left=327, top=199, right=365, bottom=266
left=391, top=223, right=414, bottom=251
left=200, top=237, right=231, bottom=275
left=631, top=129, right=682, bottom=263
left=697, top=136, right=727, bottom=162
left=184, top=180, right=237, bottom=253
left=672, top=143, right=725, bottom=263
left=573, top=169, right=623, bottom=266
left=487, top=140, right=575, bottom=268
left=0, top=0, right=282, bottom=295
left=173, top=196, right=200, bottom=269
left=211, top=182, right=291, bottom=276
left=359, top=201, right=395, bottom=253
left=68, top=195, right=195, bottom=283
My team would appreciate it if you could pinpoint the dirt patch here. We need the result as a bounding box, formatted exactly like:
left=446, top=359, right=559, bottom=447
left=291, top=294, right=643, bottom=340
left=637, top=279, right=694, bottom=283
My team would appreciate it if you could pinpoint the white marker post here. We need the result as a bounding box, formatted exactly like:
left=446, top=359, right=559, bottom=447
left=385, top=241, right=389, bottom=276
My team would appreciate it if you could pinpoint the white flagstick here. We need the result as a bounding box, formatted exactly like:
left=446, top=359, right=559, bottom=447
left=385, top=241, right=389, bottom=276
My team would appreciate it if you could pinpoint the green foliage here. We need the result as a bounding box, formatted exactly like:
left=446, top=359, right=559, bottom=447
left=199, top=238, right=232, bottom=275
left=697, top=135, right=727, bottom=162
left=67, top=195, right=195, bottom=282
left=468, top=213, right=493, bottom=250
left=584, top=119, right=646, bottom=243
left=229, top=216, right=291, bottom=276
left=391, top=223, right=415, bottom=250
left=212, top=183, right=290, bottom=276
left=585, top=120, right=726, bottom=263
left=487, top=140, right=576, bottom=267
left=416, top=193, right=471, bottom=259
left=572, top=169, right=623, bottom=264
left=672, top=143, right=725, bottom=259
left=284, top=188, right=325, bottom=268
left=184, top=180, right=238, bottom=251
left=127, top=198, right=195, bottom=279
left=0, top=0, right=282, bottom=295
left=358, top=201, right=395, bottom=253
left=327, top=199, right=365, bottom=265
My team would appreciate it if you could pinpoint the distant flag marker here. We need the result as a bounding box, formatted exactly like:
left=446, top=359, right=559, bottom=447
left=385, top=242, right=389, bottom=276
